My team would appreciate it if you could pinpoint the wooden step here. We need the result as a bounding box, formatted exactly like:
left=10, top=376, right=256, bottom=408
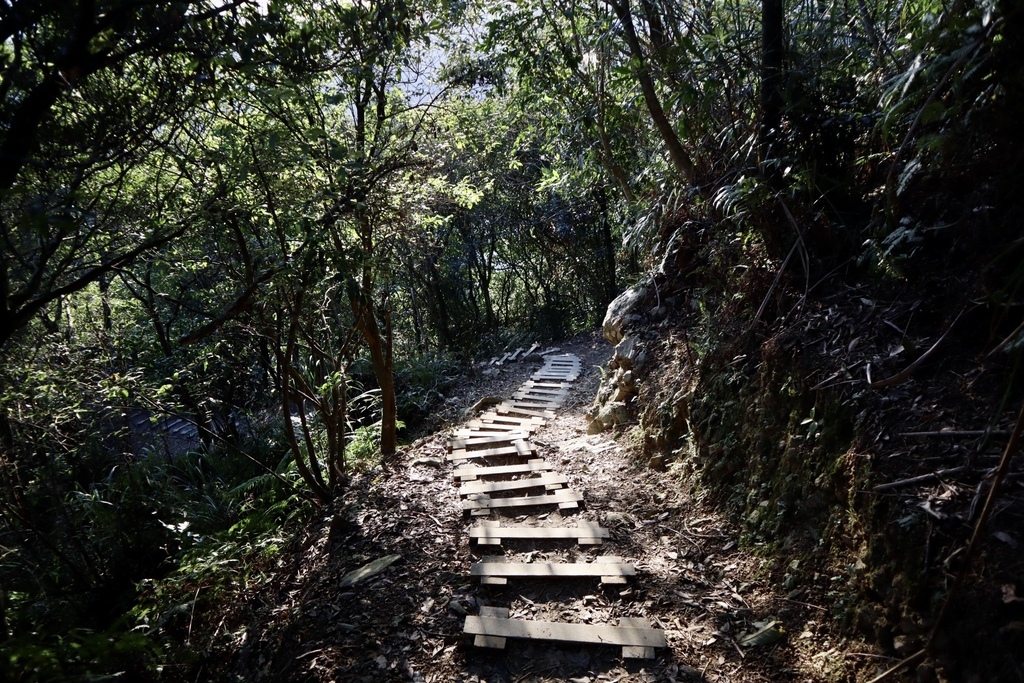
left=515, top=386, right=568, bottom=397
left=458, top=472, right=567, bottom=497
left=469, top=521, right=609, bottom=545
left=456, top=423, right=537, bottom=438
left=521, top=380, right=571, bottom=389
left=463, top=488, right=583, bottom=515
left=531, top=373, right=578, bottom=382
left=450, top=432, right=529, bottom=449
left=447, top=441, right=535, bottom=462
left=454, top=459, right=553, bottom=482
left=509, top=393, right=564, bottom=406
left=471, top=556, right=635, bottom=585
left=477, top=413, right=546, bottom=427
left=465, top=607, right=664, bottom=658
left=497, top=402, right=556, bottom=419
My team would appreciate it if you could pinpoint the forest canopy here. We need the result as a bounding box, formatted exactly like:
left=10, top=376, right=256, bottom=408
left=1, top=0, right=1020, bottom=678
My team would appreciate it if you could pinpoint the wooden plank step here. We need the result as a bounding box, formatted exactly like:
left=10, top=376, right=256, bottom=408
left=539, top=347, right=561, bottom=356
left=497, top=402, right=556, bottom=419
left=457, top=424, right=532, bottom=435
left=477, top=413, right=546, bottom=428
left=456, top=423, right=536, bottom=437
left=508, top=346, right=525, bottom=361
left=450, top=432, right=528, bottom=449
left=513, top=387, right=568, bottom=398
left=522, top=380, right=572, bottom=389
left=532, top=373, right=578, bottom=381
left=462, top=489, right=583, bottom=515
left=495, top=352, right=511, bottom=365
left=469, top=521, right=609, bottom=545
left=464, top=608, right=665, bottom=658
left=447, top=441, right=535, bottom=462
left=459, top=472, right=567, bottom=497
left=510, top=390, right=565, bottom=401
left=538, top=368, right=579, bottom=376
left=510, top=394, right=564, bottom=407
left=454, top=459, right=552, bottom=482
left=471, top=556, right=635, bottom=585
left=454, top=428, right=534, bottom=440
left=461, top=418, right=531, bottom=429
left=523, top=342, right=540, bottom=357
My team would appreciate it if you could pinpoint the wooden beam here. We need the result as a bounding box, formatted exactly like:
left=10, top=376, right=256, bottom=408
left=449, top=432, right=528, bottom=449
left=464, top=614, right=665, bottom=657
left=456, top=423, right=536, bottom=438
left=531, top=373, right=578, bottom=382
left=459, top=472, right=567, bottom=496
left=447, top=441, right=535, bottom=462
left=468, top=521, right=609, bottom=545
left=454, top=459, right=552, bottom=482
left=462, top=488, right=583, bottom=514
left=471, top=556, right=635, bottom=585
left=509, top=393, right=564, bottom=406
left=496, top=402, right=556, bottom=419
left=521, top=380, right=571, bottom=389
left=515, top=387, right=568, bottom=397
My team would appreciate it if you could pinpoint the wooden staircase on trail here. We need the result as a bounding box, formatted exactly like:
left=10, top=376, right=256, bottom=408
left=446, top=353, right=667, bottom=659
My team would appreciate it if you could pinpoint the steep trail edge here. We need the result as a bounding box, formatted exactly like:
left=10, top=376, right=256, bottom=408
left=226, top=333, right=894, bottom=682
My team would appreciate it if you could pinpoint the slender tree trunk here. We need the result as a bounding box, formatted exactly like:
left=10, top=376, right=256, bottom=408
left=760, top=0, right=785, bottom=168
left=352, top=293, right=396, bottom=457
left=609, top=0, right=696, bottom=185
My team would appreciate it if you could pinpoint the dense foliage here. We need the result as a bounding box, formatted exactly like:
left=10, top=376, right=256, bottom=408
left=1, top=0, right=1020, bottom=677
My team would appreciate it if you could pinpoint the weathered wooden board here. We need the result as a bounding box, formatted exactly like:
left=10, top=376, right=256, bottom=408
left=464, top=613, right=665, bottom=657
left=539, top=347, right=561, bottom=356
left=459, top=472, right=567, bottom=497
left=508, top=346, right=525, bottom=361
left=523, top=342, right=540, bottom=357
left=477, top=413, right=546, bottom=428
left=456, top=423, right=536, bottom=438
left=509, top=393, right=564, bottom=405
left=454, top=459, right=552, bottom=482
left=469, top=521, right=609, bottom=545
left=521, top=380, right=572, bottom=389
left=514, top=386, right=568, bottom=397
left=447, top=441, right=534, bottom=462
left=472, top=606, right=510, bottom=648
left=471, top=556, right=635, bottom=585
left=462, top=489, right=583, bottom=514
left=450, top=432, right=528, bottom=449
left=531, top=373, right=579, bottom=382
left=495, top=352, right=511, bottom=365
left=496, top=402, right=556, bottom=419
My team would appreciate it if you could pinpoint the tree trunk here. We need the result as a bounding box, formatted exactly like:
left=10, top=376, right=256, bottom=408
left=353, top=295, right=397, bottom=457
left=610, top=0, right=696, bottom=185
left=760, top=0, right=785, bottom=167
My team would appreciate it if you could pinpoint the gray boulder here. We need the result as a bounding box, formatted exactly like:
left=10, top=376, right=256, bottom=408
left=602, top=278, right=654, bottom=344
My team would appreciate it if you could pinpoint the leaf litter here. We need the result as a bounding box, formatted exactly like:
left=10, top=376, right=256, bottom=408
left=205, top=332, right=890, bottom=682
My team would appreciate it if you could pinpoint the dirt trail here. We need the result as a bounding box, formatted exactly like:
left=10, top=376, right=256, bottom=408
left=236, top=332, right=886, bottom=682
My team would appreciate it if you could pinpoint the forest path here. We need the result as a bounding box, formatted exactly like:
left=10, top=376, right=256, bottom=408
left=247, top=332, right=884, bottom=682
